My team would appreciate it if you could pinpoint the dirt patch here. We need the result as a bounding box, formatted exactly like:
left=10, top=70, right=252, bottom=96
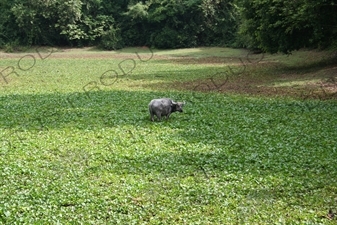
left=169, top=78, right=337, bottom=100
left=169, top=56, right=243, bottom=65
left=168, top=65, right=337, bottom=100
left=0, top=47, right=177, bottom=60
left=0, top=47, right=245, bottom=62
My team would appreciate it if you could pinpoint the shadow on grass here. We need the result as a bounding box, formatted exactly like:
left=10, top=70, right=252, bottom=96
left=274, top=60, right=337, bottom=80
left=0, top=90, right=156, bottom=130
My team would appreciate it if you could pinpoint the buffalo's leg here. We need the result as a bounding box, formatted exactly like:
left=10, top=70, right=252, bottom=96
left=155, top=112, right=162, bottom=121
left=166, top=113, right=171, bottom=120
left=149, top=110, right=154, bottom=121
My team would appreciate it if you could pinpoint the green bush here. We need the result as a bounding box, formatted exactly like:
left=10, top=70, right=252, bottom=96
left=99, top=27, right=124, bottom=50
left=150, top=26, right=197, bottom=49
left=3, top=40, right=26, bottom=53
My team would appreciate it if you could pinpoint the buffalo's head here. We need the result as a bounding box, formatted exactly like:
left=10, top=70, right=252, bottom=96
left=172, top=101, right=185, bottom=112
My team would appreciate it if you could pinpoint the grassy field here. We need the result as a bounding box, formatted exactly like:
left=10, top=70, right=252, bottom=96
left=0, top=47, right=337, bottom=224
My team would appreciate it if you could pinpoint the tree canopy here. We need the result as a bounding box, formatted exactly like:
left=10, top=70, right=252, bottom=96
left=0, top=0, right=336, bottom=53
left=237, top=0, right=337, bottom=53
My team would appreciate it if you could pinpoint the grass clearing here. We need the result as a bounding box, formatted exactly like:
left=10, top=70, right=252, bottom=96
left=0, top=47, right=337, bottom=224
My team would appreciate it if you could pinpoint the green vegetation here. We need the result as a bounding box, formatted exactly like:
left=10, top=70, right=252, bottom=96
left=0, top=47, right=336, bottom=224
left=237, top=0, right=337, bottom=53
left=0, top=0, right=236, bottom=50
left=1, top=0, right=336, bottom=53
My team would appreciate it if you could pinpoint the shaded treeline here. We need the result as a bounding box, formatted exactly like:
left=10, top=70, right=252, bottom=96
left=0, top=0, right=336, bottom=53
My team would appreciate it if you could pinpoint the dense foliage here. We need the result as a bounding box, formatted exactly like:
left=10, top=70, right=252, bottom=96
left=0, top=0, right=336, bottom=53
left=0, top=0, right=237, bottom=50
left=237, top=0, right=337, bottom=53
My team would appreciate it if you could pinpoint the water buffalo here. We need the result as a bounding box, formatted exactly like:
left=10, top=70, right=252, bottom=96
left=148, top=98, right=185, bottom=121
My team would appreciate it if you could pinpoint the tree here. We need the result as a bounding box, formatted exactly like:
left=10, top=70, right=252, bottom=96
left=237, top=0, right=337, bottom=53
left=121, top=0, right=238, bottom=48
left=0, top=0, right=239, bottom=49
left=1, top=0, right=121, bottom=48
left=8, top=0, right=83, bottom=46
left=0, top=0, right=19, bottom=47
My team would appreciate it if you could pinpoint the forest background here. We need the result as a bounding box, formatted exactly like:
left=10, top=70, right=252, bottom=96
left=0, top=0, right=336, bottom=54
